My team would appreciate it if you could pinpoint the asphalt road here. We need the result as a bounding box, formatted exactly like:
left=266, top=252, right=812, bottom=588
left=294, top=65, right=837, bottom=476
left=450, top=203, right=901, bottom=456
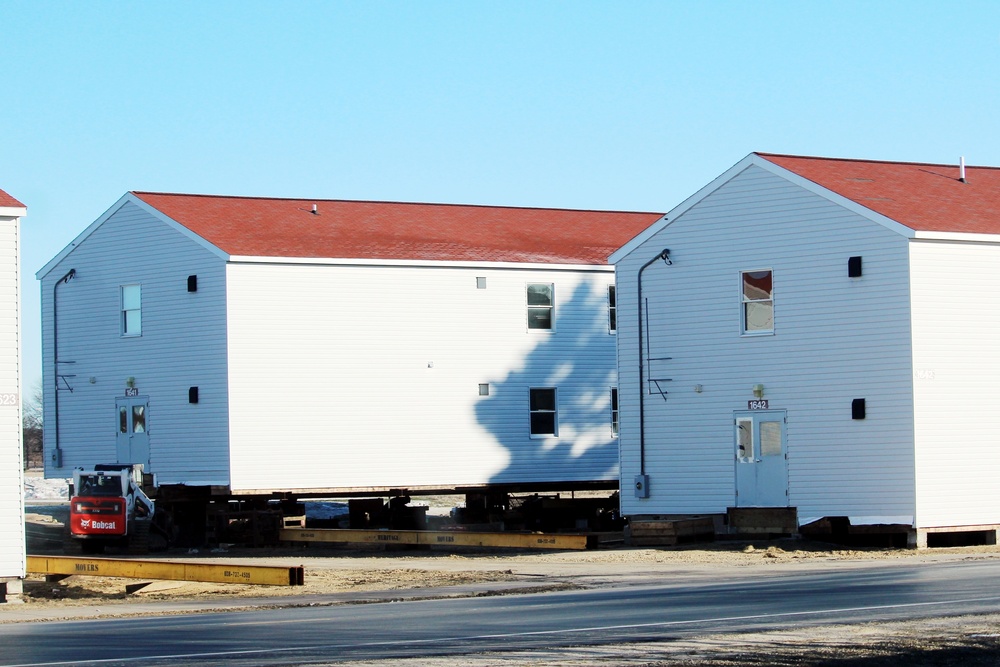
left=5, top=559, right=1000, bottom=666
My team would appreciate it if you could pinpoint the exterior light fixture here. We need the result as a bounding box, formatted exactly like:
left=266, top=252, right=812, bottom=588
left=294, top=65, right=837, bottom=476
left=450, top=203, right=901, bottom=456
left=752, top=384, right=765, bottom=399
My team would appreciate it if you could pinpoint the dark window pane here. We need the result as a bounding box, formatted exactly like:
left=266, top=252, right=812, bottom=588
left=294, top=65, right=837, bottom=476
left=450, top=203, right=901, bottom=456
left=530, top=412, right=556, bottom=435
left=119, top=407, right=128, bottom=434
left=530, top=389, right=555, bottom=411
left=527, top=284, right=552, bottom=306
left=527, top=308, right=552, bottom=329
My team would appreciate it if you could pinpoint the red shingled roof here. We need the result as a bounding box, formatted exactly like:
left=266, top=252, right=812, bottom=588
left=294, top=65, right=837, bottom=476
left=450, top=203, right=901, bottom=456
left=759, top=153, right=1000, bottom=235
left=132, top=192, right=663, bottom=264
left=0, top=188, right=25, bottom=209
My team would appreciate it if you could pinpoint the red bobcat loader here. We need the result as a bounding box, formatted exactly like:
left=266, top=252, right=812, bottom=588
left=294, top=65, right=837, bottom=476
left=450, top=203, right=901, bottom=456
left=69, top=464, right=159, bottom=553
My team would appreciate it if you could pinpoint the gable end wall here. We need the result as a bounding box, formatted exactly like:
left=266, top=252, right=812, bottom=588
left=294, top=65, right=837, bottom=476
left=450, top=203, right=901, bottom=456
left=40, top=202, right=230, bottom=484
left=616, top=165, right=916, bottom=522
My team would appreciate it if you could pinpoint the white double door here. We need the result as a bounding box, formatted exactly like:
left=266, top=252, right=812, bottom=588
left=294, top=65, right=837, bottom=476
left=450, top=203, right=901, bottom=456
left=734, top=410, right=788, bottom=507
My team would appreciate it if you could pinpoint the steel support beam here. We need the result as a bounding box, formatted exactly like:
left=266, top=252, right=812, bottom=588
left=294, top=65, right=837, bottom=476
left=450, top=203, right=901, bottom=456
left=26, top=556, right=304, bottom=586
left=281, top=528, right=593, bottom=550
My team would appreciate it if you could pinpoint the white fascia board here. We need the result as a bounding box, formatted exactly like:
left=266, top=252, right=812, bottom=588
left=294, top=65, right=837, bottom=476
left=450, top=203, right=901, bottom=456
left=0, top=206, right=26, bottom=218
left=912, top=231, right=1000, bottom=243
left=36, top=193, right=230, bottom=280
left=227, top=255, right=614, bottom=272
left=609, top=153, right=760, bottom=264
left=750, top=155, right=916, bottom=238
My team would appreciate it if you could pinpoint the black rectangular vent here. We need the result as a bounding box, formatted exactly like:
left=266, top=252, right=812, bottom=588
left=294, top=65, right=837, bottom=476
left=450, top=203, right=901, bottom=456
left=852, top=398, right=866, bottom=419
left=848, top=256, right=862, bottom=278
left=187, top=275, right=198, bottom=292
left=189, top=387, right=199, bottom=404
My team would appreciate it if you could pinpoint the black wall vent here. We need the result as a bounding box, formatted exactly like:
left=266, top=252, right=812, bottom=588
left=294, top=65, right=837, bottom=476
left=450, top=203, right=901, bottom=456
left=189, top=386, right=199, bottom=404
left=848, top=256, right=863, bottom=278
left=852, top=398, right=866, bottom=420
left=187, top=275, right=198, bottom=292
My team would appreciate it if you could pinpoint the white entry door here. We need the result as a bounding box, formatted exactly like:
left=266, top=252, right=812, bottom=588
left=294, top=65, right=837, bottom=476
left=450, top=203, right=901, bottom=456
left=734, top=410, right=788, bottom=507
left=116, top=396, right=150, bottom=466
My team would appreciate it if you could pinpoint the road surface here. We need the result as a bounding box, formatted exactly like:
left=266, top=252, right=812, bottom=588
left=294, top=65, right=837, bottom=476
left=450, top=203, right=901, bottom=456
left=4, top=558, right=1000, bottom=666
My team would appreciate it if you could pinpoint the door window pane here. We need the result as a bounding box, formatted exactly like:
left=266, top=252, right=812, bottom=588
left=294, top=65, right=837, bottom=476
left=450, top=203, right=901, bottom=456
left=119, top=407, right=128, bottom=434
left=132, top=405, right=146, bottom=433
left=737, top=419, right=753, bottom=458
left=760, top=421, right=782, bottom=456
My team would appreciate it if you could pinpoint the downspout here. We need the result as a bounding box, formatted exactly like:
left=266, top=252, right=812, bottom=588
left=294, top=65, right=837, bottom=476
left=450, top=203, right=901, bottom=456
left=637, top=249, right=671, bottom=477
left=52, top=268, right=76, bottom=468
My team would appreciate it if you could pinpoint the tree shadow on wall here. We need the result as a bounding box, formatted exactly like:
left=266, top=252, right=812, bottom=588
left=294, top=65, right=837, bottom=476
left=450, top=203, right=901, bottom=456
left=476, top=282, right=620, bottom=487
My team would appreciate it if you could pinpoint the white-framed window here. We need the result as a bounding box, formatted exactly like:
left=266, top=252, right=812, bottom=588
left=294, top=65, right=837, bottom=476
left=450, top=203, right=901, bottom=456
left=741, top=269, right=773, bottom=335
left=527, top=283, right=554, bottom=330
left=529, top=387, right=558, bottom=436
left=610, top=387, right=619, bottom=437
left=121, top=284, right=142, bottom=336
left=608, top=285, right=617, bottom=333
left=527, top=283, right=556, bottom=330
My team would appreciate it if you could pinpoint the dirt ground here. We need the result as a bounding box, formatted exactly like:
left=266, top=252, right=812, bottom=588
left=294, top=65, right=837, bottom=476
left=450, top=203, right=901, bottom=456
left=14, top=507, right=1000, bottom=665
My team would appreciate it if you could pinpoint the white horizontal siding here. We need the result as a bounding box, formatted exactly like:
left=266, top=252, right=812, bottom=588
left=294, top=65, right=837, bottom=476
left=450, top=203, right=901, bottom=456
left=0, top=215, right=25, bottom=578
left=616, top=165, right=915, bottom=521
left=226, top=262, right=619, bottom=492
left=39, top=202, right=230, bottom=484
left=911, top=240, right=1000, bottom=528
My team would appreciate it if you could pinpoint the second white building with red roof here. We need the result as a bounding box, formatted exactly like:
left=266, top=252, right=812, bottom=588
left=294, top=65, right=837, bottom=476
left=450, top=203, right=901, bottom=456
left=612, top=152, right=1000, bottom=547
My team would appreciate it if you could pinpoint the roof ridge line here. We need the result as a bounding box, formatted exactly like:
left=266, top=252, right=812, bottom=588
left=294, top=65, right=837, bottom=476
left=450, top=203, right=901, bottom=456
left=756, top=152, right=1000, bottom=171
left=130, top=191, right=663, bottom=216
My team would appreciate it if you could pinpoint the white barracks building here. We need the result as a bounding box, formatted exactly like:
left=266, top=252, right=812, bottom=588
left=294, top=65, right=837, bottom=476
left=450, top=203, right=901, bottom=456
left=38, top=193, right=662, bottom=498
left=1, top=189, right=26, bottom=602
left=612, top=153, right=1000, bottom=547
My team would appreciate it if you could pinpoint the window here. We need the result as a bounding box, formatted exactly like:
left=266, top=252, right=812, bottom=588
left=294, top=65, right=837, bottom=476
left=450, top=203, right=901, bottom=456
left=529, top=388, right=557, bottom=436
left=741, top=270, right=773, bottom=334
left=608, top=285, right=617, bottom=333
left=610, top=387, right=619, bottom=437
left=527, top=283, right=554, bottom=330
left=121, top=284, right=142, bottom=336
left=478, top=383, right=490, bottom=396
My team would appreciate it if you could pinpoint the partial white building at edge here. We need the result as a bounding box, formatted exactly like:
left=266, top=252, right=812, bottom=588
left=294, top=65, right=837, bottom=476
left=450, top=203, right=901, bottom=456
left=36, top=193, right=663, bottom=497
left=612, top=152, right=1000, bottom=547
left=0, top=189, right=26, bottom=602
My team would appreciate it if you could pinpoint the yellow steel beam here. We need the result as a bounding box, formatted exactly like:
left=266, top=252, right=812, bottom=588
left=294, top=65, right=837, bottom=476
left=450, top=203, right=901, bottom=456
left=280, top=528, right=592, bottom=550
left=26, top=556, right=304, bottom=586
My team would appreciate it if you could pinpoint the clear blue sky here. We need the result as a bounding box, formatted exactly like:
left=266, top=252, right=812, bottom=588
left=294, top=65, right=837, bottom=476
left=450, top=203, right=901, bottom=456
left=3, top=1, right=999, bottom=392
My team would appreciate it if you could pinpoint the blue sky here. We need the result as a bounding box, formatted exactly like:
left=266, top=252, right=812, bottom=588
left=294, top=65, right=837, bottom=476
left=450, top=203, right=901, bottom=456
left=3, top=1, right=999, bottom=391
